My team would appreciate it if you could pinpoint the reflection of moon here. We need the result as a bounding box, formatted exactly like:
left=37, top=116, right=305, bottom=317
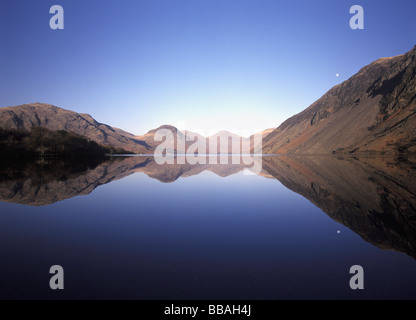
left=336, top=74, right=340, bottom=77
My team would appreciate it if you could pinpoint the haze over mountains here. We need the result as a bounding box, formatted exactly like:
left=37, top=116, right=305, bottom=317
left=135, top=126, right=265, bottom=154
left=0, top=104, right=268, bottom=154
left=0, top=45, right=415, bottom=155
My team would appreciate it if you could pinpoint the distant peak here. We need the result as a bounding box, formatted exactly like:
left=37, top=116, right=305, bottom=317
left=16, top=103, right=65, bottom=112
left=147, top=124, right=179, bottom=134
left=25, top=102, right=56, bottom=108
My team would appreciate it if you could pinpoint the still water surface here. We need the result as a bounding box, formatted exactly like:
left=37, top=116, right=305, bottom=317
left=0, top=155, right=415, bottom=299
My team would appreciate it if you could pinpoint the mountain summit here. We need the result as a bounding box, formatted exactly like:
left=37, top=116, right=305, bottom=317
left=2, top=46, right=415, bottom=156
left=263, top=45, right=416, bottom=155
left=0, top=103, right=151, bottom=153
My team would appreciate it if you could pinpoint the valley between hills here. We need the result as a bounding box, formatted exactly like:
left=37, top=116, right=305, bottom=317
left=0, top=45, right=415, bottom=157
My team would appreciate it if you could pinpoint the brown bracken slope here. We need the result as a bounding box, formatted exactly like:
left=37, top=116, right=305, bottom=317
left=263, top=45, right=416, bottom=155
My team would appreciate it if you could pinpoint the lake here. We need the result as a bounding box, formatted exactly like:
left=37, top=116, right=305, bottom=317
left=0, top=155, right=415, bottom=299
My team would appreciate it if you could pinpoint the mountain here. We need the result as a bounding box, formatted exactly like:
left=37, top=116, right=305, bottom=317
left=136, top=126, right=250, bottom=154
left=0, top=103, right=151, bottom=153
left=263, top=45, right=416, bottom=155
left=208, top=130, right=250, bottom=154
left=250, top=128, right=275, bottom=153
left=0, top=126, right=117, bottom=160
left=134, top=125, right=200, bottom=153
left=5, top=47, right=414, bottom=156
left=258, top=128, right=275, bottom=138
left=0, top=103, right=251, bottom=155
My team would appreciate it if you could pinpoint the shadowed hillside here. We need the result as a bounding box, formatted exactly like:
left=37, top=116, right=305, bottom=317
left=0, top=127, right=129, bottom=160
left=0, top=103, right=151, bottom=154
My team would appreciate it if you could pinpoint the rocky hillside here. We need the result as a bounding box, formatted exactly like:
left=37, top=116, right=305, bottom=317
left=0, top=104, right=258, bottom=155
left=0, top=103, right=151, bottom=153
left=263, top=45, right=416, bottom=155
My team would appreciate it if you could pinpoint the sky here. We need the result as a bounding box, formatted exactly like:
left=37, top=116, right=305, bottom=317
left=1, top=0, right=415, bottom=136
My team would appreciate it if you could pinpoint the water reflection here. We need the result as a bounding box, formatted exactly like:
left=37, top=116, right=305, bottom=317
left=262, top=156, right=416, bottom=259
left=1, top=155, right=416, bottom=259
left=0, top=156, right=256, bottom=205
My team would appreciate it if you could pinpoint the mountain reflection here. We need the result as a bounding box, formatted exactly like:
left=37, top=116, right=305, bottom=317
left=262, top=156, right=416, bottom=259
left=0, top=156, right=255, bottom=206
left=1, top=155, right=416, bottom=259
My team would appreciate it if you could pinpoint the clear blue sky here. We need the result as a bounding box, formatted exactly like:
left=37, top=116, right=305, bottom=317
left=1, top=0, right=415, bottom=135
